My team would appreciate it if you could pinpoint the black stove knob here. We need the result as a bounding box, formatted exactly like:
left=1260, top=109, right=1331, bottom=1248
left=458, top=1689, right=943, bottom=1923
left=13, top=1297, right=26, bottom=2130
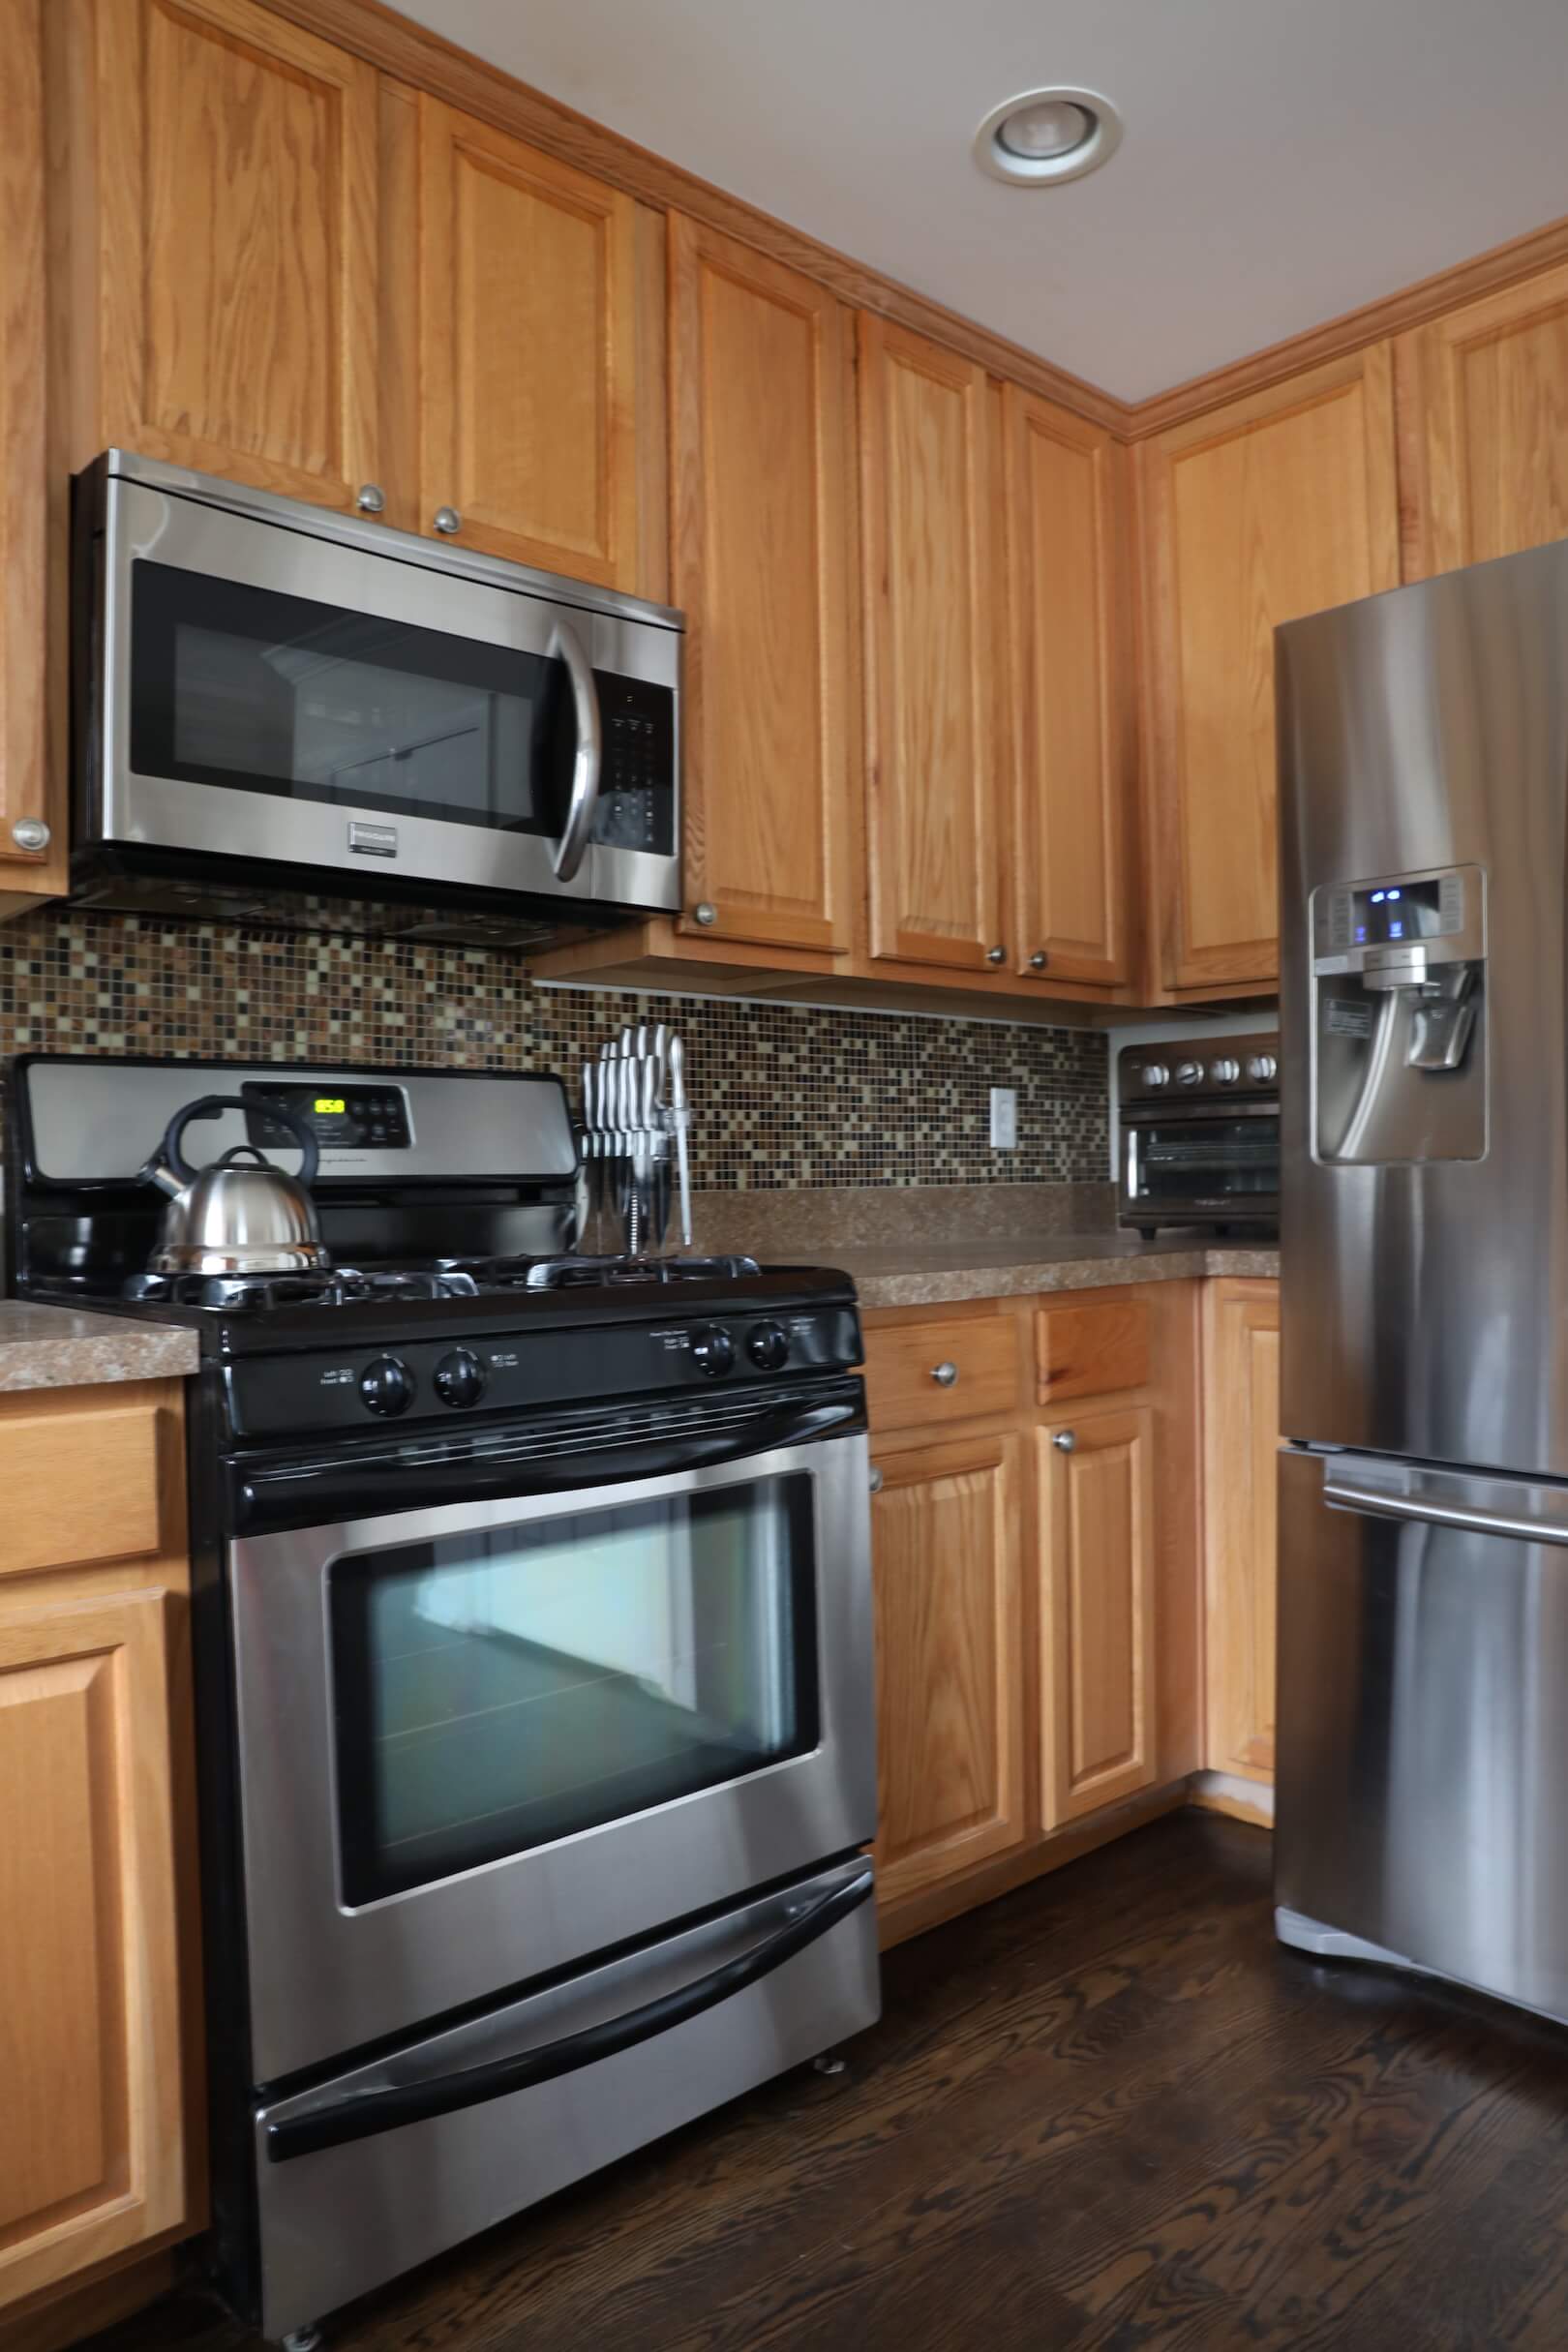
left=435, top=1348, right=487, bottom=1409
left=360, top=1354, right=414, bottom=1417
left=746, top=1321, right=790, bottom=1372
left=690, top=1323, right=736, bottom=1378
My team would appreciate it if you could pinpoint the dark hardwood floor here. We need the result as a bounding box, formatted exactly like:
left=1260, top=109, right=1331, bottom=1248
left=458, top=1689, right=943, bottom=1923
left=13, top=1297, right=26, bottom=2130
left=84, top=1812, right=1568, bottom=2351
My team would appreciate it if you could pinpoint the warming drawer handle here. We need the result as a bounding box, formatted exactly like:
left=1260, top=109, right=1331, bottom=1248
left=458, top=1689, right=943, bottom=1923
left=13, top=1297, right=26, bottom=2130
left=263, top=1863, right=874, bottom=2162
left=1321, top=1474, right=1568, bottom=1549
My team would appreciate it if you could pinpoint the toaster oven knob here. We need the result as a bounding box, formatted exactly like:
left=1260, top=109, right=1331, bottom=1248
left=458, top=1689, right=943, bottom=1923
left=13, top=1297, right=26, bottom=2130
left=1211, top=1057, right=1241, bottom=1085
left=361, top=1354, right=414, bottom=1416
left=1175, top=1059, right=1205, bottom=1087
left=1139, top=1063, right=1170, bottom=1089
left=434, top=1348, right=487, bottom=1408
left=746, top=1321, right=791, bottom=1372
left=1248, top=1052, right=1279, bottom=1083
left=690, top=1324, right=736, bottom=1377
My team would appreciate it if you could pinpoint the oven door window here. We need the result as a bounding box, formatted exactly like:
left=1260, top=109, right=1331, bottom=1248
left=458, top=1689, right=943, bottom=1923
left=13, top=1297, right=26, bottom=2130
left=1130, top=1117, right=1280, bottom=1204
left=328, top=1475, right=819, bottom=1906
left=129, top=558, right=580, bottom=837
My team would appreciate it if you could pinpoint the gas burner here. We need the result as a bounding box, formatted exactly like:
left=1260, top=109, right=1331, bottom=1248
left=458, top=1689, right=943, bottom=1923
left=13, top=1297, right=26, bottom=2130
left=124, top=1265, right=482, bottom=1312
left=442, top=1251, right=764, bottom=1292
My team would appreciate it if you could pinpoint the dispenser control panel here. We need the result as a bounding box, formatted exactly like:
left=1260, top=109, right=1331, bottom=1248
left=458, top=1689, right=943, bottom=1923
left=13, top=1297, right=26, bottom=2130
left=1312, top=864, right=1483, bottom=974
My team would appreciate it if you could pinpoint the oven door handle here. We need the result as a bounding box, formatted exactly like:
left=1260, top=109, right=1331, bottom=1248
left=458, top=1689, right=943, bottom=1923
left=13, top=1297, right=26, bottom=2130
left=263, top=1861, right=873, bottom=2162
left=549, top=615, right=603, bottom=882
left=232, top=1393, right=865, bottom=1530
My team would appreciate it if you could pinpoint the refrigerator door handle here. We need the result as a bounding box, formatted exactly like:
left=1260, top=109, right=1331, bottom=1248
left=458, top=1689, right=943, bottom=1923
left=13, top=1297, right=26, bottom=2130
left=1321, top=1468, right=1568, bottom=1549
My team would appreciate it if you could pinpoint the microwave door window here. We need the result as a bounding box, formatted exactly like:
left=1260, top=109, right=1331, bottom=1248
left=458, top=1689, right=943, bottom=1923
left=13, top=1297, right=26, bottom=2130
left=328, top=1475, right=820, bottom=1907
left=131, top=560, right=570, bottom=837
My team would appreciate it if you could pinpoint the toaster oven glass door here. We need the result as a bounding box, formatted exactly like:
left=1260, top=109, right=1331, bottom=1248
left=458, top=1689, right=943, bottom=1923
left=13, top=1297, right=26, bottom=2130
left=1126, top=1114, right=1281, bottom=1212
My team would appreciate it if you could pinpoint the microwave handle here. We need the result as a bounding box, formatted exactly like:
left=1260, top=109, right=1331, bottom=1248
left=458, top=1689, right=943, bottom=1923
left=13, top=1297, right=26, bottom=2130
left=550, top=616, right=603, bottom=882
left=263, top=1861, right=874, bottom=2161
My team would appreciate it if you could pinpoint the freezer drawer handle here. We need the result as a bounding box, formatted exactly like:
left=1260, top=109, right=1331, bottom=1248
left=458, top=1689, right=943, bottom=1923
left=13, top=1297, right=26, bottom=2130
left=263, top=1862, right=874, bottom=2164
left=1321, top=1473, right=1568, bottom=1549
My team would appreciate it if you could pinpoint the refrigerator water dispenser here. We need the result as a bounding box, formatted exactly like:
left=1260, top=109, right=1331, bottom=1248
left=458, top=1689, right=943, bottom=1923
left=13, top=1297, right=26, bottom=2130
left=1311, top=863, right=1486, bottom=1163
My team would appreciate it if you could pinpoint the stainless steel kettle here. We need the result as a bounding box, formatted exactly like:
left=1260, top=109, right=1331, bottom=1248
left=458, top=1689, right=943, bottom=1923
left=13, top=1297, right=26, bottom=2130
left=139, top=1095, right=328, bottom=1276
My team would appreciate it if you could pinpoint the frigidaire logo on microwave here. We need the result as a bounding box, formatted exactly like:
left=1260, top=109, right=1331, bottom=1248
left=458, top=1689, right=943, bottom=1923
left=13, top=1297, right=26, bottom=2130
left=347, top=822, right=399, bottom=859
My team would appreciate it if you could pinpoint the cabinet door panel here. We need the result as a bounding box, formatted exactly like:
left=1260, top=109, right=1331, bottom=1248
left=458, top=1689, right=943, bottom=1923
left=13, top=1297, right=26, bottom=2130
left=870, top=1432, right=1026, bottom=1903
left=859, top=317, right=1002, bottom=972
left=1141, top=347, right=1400, bottom=991
left=1203, top=1278, right=1281, bottom=1779
left=671, top=218, right=856, bottom=953
left=90, top=0, right=378, bottom=509
left=419, top=100, right=639, bottom=585
left=1398, top=261, right=1568, bottom=578
left=1040, top=1406, right=1156, bottom=1825
left=1005, top=389, right=1131, bottom=985
left=0, top=1589, right=185, bottom=2309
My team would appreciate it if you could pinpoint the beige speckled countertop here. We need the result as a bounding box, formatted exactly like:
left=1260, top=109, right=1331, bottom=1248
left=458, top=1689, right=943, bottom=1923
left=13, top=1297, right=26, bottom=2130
left=0, top=1300, right=200, bottom=1393
left=814, top=1234, right=1281, bottom=1311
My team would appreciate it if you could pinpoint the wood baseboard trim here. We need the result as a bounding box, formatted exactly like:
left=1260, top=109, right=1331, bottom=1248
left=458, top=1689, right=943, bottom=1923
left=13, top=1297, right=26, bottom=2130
left=1187, top=1772, right=1275, bottom=1830
left=877, top=1780, right=1189, bottom=1948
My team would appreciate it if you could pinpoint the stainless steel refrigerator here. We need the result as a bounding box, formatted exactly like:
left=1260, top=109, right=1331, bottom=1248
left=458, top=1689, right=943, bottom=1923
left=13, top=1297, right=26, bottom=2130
left=1276, top=533, right=1568, bottom=2023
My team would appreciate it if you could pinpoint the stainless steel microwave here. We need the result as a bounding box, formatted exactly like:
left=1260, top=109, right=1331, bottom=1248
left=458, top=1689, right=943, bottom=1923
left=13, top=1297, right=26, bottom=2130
left=71, top=451, right=682, bottom=946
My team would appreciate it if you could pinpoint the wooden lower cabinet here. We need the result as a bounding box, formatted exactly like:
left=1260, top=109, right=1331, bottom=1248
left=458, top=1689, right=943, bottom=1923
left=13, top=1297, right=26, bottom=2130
left=868, top=1432, right=1027, bottom=1906
left=1202, top=1278, right=1282, bottom=1780
left=0, top=1380, right=202, bottom=2339
left=1039, top=1405, right=1157, bottom=1827
left=866, top=1285, right=1202, bottom=1942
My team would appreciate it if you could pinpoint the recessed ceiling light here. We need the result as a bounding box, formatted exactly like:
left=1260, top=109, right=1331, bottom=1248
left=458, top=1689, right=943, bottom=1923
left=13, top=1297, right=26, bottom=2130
left=974, top=86, right=1123, bottom=187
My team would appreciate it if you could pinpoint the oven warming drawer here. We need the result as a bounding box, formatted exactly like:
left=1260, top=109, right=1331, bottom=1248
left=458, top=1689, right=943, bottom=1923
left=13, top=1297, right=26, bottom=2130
left=251, top=1856, right=879, bottom=2340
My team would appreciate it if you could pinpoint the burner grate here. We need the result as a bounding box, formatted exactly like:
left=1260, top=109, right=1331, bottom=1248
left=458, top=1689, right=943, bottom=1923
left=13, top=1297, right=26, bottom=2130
left=124, top=1265, right=482, bottom=1312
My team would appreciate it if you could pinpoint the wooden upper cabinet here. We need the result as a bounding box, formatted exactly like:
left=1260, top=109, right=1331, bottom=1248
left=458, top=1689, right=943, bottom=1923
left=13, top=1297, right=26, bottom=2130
left=869, top=1431, right=1026, bottom=1905
left=417, top=99, right=642, bottom=586
left=1004, top=389, right=1131, bottom=987
left=1140, top=346, right=1401, bottom=992
left=63, top=0, right=379, bottom=510
left=0, top=1587, right=187, bottom=2310
left=0, top=0, right=60, bottom=904
left=1039, top=1404, right=1157, bottom=1828
left=1397, top=260, right=1568, bottom=579
left=670, top=217, right=856, bottom=953
left=859, top=317, right=1003, bottom=973
left=1203, top=1278, right=1280, bottom=1781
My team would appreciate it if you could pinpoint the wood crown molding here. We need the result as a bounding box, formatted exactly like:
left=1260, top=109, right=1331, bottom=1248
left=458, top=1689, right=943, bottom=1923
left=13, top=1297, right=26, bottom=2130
left=253, top=2, right=1568, bottom=446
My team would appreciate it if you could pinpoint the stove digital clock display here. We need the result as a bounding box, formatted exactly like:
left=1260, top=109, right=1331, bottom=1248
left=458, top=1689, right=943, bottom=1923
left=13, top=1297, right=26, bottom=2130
left=241, top=1080, right=413, bottom=1151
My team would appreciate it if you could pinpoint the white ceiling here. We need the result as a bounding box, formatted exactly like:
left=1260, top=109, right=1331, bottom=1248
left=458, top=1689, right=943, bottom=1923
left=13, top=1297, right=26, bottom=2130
left=397, top=0, right=1568, bottom=402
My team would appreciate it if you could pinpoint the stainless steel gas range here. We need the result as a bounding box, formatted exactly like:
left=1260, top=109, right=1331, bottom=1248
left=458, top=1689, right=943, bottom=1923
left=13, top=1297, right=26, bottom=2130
left=5, top=1056, right=879, bottom=2346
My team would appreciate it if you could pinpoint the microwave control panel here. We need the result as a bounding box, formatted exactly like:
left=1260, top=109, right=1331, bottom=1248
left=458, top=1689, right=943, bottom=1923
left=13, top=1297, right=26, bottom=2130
left=590, top=671, right=677, bottom=855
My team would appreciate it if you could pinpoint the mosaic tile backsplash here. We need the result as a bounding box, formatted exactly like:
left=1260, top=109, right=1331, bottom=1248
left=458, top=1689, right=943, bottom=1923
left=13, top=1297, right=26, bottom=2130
left=0, top=908, right=1108, bottom=1187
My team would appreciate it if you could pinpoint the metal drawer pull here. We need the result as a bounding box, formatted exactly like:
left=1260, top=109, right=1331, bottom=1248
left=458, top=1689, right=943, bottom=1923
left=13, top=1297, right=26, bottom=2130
left=1053, top=1430, right=1076, bottom=1452
left=1029, top=950, right=1048, bottom=971
left=930, top=1361, right=958, bottom=1387
left=433, top=505, right=462, bottom=534
left=868, top=1465, right=884, bottom=1493
left=355, top=482, right=386, bottom=514
left=985, top=945, right=1007, bottom=966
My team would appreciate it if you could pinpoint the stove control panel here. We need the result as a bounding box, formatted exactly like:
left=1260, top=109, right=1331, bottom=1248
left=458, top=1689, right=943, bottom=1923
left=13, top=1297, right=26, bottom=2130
left=224, top=1301, right=863, bottom=1441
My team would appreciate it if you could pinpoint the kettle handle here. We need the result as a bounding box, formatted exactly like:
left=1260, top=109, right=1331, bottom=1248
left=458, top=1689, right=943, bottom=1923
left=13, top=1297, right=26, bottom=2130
left=162, top=1095, right=320, bottom=1188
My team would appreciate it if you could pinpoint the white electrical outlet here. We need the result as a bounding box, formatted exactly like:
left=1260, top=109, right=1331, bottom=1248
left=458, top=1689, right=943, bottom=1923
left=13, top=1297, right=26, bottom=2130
left=989, top=1086, right=1017, bottom=1150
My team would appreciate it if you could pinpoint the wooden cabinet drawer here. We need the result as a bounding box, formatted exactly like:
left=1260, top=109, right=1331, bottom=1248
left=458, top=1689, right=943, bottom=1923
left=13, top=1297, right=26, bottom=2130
left=1037, top=1297, right=1151, bottom=1403
left=863, top=1314, right=1021, bottom=1433
left=1, top=1401, right=166, bottom=1579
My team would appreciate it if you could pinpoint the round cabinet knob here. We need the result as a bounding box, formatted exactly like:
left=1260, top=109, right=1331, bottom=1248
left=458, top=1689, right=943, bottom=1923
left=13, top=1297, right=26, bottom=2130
left=1139, top=1063, right=1170, bottom=1090
left=690, top=1324, right=736, bottom=1377
left=746, top=1321, right=790, bottom=1372
left=692, top=902, right=718, bottom=927
left=1175, top=1059, right=1205, bottom=1087
left=10, top=817, right=49, bottom=854
left=1248, top=1053, right=1279, bottom=1083
left=1211, top=1057, right=1241, bottom=1085
left=434, top=1348, right=487, bottom=1408
left=930, top=1361, right=959, bottom=1388
left=433, top=505, right=463, bottom=535
left=1053, top=1429, right=1076, bottom=1452
left=356, top=482, right=386, bottom=514
left=1029, top=951, right=1048, bottom=971
left=360, top=1355, right=414, bottom=1417
left=985, top=945, right=1008, bottom=966
left=868, top=1466, right=885, bottom=1493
